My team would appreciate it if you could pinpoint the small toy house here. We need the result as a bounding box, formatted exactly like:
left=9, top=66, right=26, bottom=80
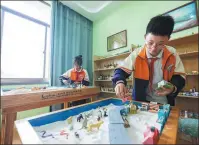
left=142, top=126, right=159, bottom=144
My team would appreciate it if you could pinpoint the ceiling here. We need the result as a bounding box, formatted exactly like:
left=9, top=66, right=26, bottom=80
left=60, top=1, right=125, bottom=21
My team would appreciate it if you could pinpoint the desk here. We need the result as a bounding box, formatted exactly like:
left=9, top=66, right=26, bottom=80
left=1, top=86, right=100, bottom=144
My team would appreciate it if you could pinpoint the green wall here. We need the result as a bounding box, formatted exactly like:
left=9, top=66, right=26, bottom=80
left=93, top=1, right=199, bottom=56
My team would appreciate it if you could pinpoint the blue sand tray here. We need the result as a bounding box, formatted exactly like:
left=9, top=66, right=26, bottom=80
left=15, top=98, right=169, bottom=144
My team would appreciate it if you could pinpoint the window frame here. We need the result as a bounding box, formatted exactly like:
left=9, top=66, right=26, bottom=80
left=1, top=3, right=50, bottom=85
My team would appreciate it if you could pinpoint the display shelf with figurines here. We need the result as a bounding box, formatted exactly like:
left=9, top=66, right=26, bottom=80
left=167, top=33, right=199, bottom=112
left=93, top=48, right=135, bottom=99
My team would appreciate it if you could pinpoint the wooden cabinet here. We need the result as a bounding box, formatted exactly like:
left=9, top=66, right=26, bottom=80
left=168, top=33, right=199, bottom=111
left=93, top=51, right=133, bottom=99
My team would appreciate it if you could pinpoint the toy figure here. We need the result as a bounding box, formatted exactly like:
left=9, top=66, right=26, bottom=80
left=98, top=110, right=102, bottom=118
left=120, top=108, right=128, bottom=116
left=97, top=116, right=101, bottom=121
left=103, top=108, right=108, bottom=117
left=77, top=114, right=84, bottom=122
left=140, top=103, right=149, bottom=111
left=87, top=120, right=104, bottom=132
left=67, top=116, right=73, bottom=124
left=122, top=116, right=130, bottom=128
left=142, top=126, right=159, bottom=144
left=74, top=132, right=79, bottom=138
left=129, top=103, right=137, bottom=114
left=81, top=116, right=88, bottom=129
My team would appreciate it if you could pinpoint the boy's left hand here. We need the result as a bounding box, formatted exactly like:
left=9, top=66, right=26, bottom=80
left=155, top=83, right=176, bottom=96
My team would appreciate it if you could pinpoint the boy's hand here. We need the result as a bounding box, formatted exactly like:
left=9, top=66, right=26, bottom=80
left=115, top=83, right=128, bottom=99
left=155, top=83, right=176, bottom=96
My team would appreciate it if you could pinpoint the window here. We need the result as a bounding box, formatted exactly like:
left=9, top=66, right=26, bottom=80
left=1, top=1, right=51, bottom=84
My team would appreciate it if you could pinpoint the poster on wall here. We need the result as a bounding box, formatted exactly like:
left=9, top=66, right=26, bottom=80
left=162, top=1, right=198, bottom=33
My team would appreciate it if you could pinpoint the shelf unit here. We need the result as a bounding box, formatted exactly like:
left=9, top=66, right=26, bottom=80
left=177, top=95, right=198, bottom=99
left=169, top=33, right=199, bottom=112
left=93, top=50, right=133, bottom=98
left=168, top=33, right=199, bottom=92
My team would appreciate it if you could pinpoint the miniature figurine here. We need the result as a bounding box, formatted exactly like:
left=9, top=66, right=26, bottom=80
left=98, top=110, right=102, bottom=118
left=74, top=132, right=79, bottom=138
left=129, top=102, right=137, bottom=114
left=142, top=126, right=159, bottom=144
left=67, top=116, right=73, bottom=124
left=122, top=116, right=130, bottom=128
left=103, top=108, right=108, bottom=117
left=97, top=116, right=101, bottom=121
left=120, top=108, right=128, bottom=116
left=77, top=114, right=84, bottom=122
left=148, top=103, right=159, bottom=113
left=81, top=117, right=88, bottom=129
left=87, top=120, right=104, bottom=132
left=140, top=103, right=149, bottom=111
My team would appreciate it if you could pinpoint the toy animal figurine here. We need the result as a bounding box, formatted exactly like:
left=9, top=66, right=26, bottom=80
left=67, top=116, right=73, bottom=124
left=87, top=120, right=104, bottom=132
left=97, top=116, right=101, bottom=121
left=74, top=132, right=79, bottom=138
left=81, top=116, right=88, bottom=129
left=142, top=126, right=159, bottom=144
left=103, top=108, right=108, bottom=117
left=98, top=110, right=102, bottom=118
left=77, top=114, right=84, bottom=122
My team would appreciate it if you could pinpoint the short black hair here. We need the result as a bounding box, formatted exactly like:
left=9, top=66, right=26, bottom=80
left=146, top=15, right=174, bottom=38
left=74, top=55, right=82, bottom=66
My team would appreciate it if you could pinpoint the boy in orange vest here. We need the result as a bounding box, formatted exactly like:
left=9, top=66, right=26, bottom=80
left=112, top=15, right=186, bottom=106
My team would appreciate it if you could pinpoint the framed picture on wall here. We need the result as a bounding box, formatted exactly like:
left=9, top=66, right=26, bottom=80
left=162, top=0, right=198, bottom=33
left=107, top=30, right=127, bottom=52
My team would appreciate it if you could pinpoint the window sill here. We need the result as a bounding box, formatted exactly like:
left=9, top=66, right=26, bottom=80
left=1, top=78, right=49, bottom=85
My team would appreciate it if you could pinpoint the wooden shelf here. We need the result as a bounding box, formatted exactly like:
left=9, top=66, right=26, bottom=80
left=177, top=95, right=198, bottom=99
left=179, top=51, right=198, bottom=58
left=94, top=52, right=130, bottom=62
left=186, top=74, right=199, bottom=76
left=94, top=68, right=115, bottom=71
left=95, top=79, right=132, bottom=82
left=168, top=33, right=198, bottom=46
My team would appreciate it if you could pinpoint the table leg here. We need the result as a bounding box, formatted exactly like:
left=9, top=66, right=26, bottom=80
left=1, top=114, right=6, bottom=144
left=4, top=112, right=17, bottom=144
left=64, top=102, right=68, bottom=108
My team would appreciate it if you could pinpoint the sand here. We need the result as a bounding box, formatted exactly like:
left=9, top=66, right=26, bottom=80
left=33, top=103, right=158, bottom=144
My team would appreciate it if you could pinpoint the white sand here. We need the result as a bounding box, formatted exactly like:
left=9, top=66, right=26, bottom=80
left=33, top=103, right=158, bottom=144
